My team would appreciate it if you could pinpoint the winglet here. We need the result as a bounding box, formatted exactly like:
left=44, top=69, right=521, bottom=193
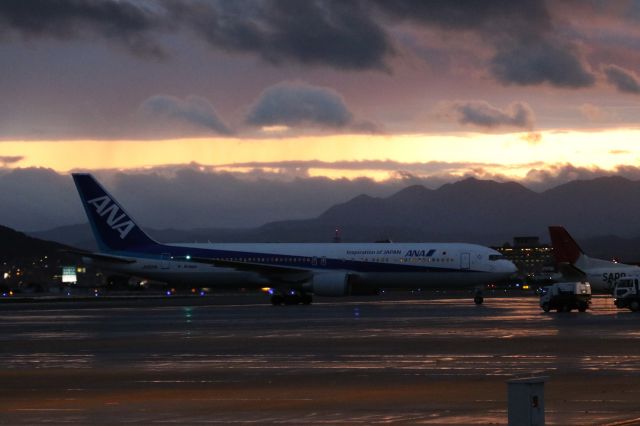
left=72, top=173, right=160, bottom=253
left=548, top=226, right=583, bottom=264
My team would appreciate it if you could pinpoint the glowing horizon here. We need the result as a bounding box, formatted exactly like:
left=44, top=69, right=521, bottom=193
left=1, top=129, right=639, bottom=182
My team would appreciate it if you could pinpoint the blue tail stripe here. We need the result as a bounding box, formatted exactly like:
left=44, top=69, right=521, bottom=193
left=72, top=173, right=162, bottom=253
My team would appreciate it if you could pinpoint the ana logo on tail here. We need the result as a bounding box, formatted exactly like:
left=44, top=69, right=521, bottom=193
left=87, top=195, right=135, bottom=239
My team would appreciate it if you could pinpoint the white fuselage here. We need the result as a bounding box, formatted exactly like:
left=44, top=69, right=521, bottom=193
left=576, top=254, right=640, bottom=293
left=89, top=242, right=517, bottom=291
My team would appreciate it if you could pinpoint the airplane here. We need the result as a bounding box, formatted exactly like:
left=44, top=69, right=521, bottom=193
left=71, top=173, right=517, bottom=305
left=549, top=226, right=640, bottom=293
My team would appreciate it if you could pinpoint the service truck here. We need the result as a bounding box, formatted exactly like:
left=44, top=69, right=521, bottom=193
left=613, top=277, right=640, bottom=311
left=540, top=281, right=591, bottom=312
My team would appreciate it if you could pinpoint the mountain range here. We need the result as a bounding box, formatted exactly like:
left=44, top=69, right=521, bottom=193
left=0, top=225, right=70, bottom=263
left=29, top=176, right=640, bottom=261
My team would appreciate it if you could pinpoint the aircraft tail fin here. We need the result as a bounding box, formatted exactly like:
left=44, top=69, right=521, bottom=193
left=72, top=173, right=161, bottom=253
left=548, top=226, right=583, bottom=265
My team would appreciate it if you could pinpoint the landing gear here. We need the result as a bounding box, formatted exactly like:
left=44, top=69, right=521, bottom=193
left=270, top=291, right=313, bottom=306
left=300, top=293, right=313, bottom=305
left=474, top=287, right=484, bottom=305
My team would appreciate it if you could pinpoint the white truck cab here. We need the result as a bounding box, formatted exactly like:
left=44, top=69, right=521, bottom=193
left=614, top=277, right=640, bottom=311
left=540, top=281, right=591, bottom=313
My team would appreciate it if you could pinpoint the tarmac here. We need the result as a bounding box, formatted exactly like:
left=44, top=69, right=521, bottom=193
left=1, top=292, right=640, bottom=425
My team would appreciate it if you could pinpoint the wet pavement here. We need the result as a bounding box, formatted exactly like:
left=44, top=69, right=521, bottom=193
left=1, top=294, right=640, bottom=424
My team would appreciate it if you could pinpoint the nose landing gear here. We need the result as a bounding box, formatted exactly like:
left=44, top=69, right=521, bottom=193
left=474, top=287, right=484, bottom=305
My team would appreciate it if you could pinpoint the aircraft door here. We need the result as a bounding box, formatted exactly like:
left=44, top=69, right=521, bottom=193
left=161, top=253, right=171, bottom=269
left=461, top=253, right=471, bottom=270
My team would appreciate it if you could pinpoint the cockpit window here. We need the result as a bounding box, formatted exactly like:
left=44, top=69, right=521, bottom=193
left=489, top=254, right=505, bottom=261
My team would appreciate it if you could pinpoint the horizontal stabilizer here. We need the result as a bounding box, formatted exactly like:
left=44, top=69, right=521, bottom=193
left=63, top=249, right=137, bottom=264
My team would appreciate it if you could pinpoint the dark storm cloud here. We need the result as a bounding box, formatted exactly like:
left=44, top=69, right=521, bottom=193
left=372, top=0, right=551, bottom=37
left=171, top=0, right=393, bottom=70
left=141, top=95, right=232, bottom=135
left=4, top=164, right=640, bottom=231
left=372, top=1, right=596, bottom=89
left=0, top=0, right=166, bottom=58
left=246, top=82, right=354, bottom=128
left=603, top=64, right=640, bottom=94
left=0, top=166, right=405, bottom=230
left=0, top=0, right=600, bottom=88
left=490, top=40, right=595, bottom=88
left=448, top=101, right=535, bottom=129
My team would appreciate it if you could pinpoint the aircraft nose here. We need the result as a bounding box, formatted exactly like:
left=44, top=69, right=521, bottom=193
left=505, top=260, right=518, bottom=274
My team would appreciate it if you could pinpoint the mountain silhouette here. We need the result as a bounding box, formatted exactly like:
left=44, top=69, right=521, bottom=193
left=29, top=177, right=640, bottom=260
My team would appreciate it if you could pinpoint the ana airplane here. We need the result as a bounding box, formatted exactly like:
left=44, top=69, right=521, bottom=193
left=71, top=173, right=517, bottom=305
left=549, top=226, right=640, bottom=293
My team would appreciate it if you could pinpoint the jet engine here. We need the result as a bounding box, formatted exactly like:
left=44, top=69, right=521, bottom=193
left=309, top=273, right=351, bottom=296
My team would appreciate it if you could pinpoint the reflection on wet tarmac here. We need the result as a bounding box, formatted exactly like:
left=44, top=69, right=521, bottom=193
left=0, top=354, right=95, bottom=369
left=2, top=295, right=640, bottom=425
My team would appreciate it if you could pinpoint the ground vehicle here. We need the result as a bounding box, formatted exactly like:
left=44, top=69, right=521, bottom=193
left=540, top=282, right=591, bottom=312
left=613, top=277, right=640, bottom=311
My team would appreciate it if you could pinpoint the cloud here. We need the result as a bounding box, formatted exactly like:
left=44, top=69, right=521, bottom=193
left=520, top=132, right=542, bottom=145
left=5, top=163, right=640, bottom=231
left=246, top=82, right=355, bottom=129
left=0, top=167, right=81, bottom=231
left=522, top=163, right=640, bottom=191
left=446, top=101, right=535, bottom=130
left=0, top=0, right=166, bottom=59
left=603, top=64, right=640, bottom=94
left=0, top=156, right=24, bottom=166
left=141, top=95, right=232, bottom=135
left=373, top=1, right=598, bottom=90
left=213, top=159, right=528, bottom=175
left=579, top=103, right=616, bottom=121
left=490, top=39, right=595, bottom=88
left=170, top=0, right=392, bottom=71
left=373, top=0, right=551, bottom=39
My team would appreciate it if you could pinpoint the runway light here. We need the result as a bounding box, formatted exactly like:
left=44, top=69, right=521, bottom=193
left=186, top=255, right=191, bottom=260
left=166, top=290, right=172, bottom=296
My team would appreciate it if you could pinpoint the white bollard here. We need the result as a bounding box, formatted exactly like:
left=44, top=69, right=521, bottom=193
left=507, top=376, right=548, bottom=426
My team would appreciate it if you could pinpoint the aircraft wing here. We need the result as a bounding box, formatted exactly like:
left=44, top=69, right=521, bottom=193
left=180, top=256, right=312, bottom=276
left=556, top=262, right=587, bottom=281
left=63, top=249, right=137, bottom=264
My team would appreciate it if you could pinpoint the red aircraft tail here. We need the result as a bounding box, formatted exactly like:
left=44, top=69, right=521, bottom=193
left=548, top=226, right=584, bottom=264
